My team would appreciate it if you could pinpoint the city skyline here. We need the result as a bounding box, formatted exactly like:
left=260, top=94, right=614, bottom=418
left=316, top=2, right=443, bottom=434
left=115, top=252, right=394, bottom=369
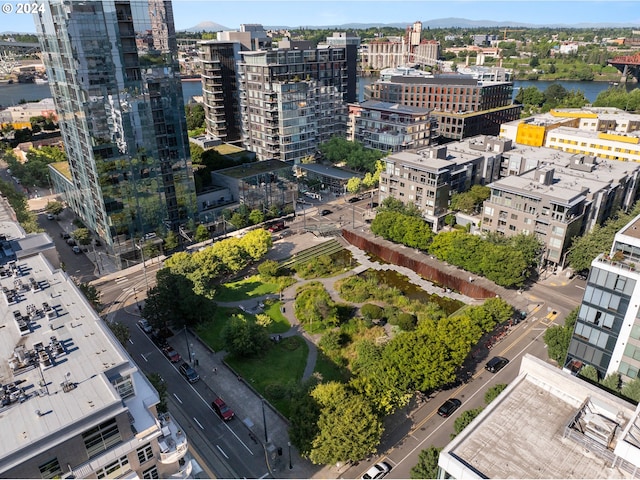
left=1, top=1, right=638, bottom=34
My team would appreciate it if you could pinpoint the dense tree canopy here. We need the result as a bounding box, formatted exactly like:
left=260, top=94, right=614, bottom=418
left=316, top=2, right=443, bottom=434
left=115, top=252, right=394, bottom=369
left=5, top=146, right=65, bottom=187
left=410, top=446, right=442, bottom=479
left=318, top=137, right=385, bottom=173
left=450, top=185, right=491, bottom=214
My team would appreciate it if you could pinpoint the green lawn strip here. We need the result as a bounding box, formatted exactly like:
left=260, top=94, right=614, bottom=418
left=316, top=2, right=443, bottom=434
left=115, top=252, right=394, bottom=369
left=263, top=300, right=291, bottom=334
left=226, top=335, right=308, bottom=417
left=213, top=274, right=281, bottom=302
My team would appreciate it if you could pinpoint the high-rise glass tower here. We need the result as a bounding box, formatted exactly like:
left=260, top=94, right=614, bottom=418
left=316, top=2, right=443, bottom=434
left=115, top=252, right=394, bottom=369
left=35, top=0, right=196, bottom=262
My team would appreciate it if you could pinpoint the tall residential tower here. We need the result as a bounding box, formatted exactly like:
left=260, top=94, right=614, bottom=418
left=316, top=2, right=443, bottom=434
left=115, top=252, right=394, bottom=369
left=36, top=0, right=197, bottom=264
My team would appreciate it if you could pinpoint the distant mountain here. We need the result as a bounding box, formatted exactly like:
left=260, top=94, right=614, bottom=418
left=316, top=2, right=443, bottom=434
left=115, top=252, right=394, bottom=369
left=182, top=21, right=230, bottom=33
left=182, top=17, right=639, bottom=32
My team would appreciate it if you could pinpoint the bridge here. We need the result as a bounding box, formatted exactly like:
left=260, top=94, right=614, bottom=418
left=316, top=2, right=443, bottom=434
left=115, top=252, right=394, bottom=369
left=608, top=53, right=640, bottom=83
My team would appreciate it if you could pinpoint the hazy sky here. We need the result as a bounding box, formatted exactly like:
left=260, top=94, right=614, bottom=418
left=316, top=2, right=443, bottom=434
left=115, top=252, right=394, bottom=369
left=1, top=0, right=637, bottom=33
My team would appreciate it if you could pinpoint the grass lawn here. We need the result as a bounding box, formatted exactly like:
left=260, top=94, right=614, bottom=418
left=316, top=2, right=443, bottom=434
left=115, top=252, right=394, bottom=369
left=226, top=335, right=308, bottom=417
left=213, top=275, right=281, bottom=302
left=314, top=350, right=350, bottom=383
left=195, top=302, right=292, bottom=351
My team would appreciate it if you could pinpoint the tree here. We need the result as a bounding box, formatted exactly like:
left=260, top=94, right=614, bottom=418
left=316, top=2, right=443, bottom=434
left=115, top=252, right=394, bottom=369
left=107, top=320, right=130, bottom=346
left=579, top=365, right=600, bottom=382
left=221, top=316, right=269, bottom=357
left=45, top=201, right=64, bottom=216
left=248, top=209, right=265, bottom=225
left=346, top=177, right=362, bottom=194
left=78, top=282, right=101, bottom=310
left=164, top=230, right=179, bottom=251
left=452, top=407, right=484, bottom=437
left=484, top=384, right=508, bottom=404
left=185, top=103, right=205, bottom=131
left=258, top=259, right=280, bottom=279
left=289, top=384, right=322, bottom=456
left=239, top=228, right=272, bottom=262
left=194, top=224, right=210, bottom=243
left=621, top=377, right=640, bottom=402
left=544, top=308, right=577, bottom=365
left=529, top=56, right=539, bottom=67
left=601, top=372, right=621, bottom=392
left=72, top=227, right=92, bottom=246
left=309, top=382, right=383, bottom=464
left=410, top=446, right=442, bottom=479
left=146, top=373, right=168, bottom=413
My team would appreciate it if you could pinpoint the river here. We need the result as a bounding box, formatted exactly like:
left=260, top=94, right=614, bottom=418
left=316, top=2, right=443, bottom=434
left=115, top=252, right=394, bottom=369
left=1, top=77, right=636, bottom=109
left=0, top=79, right=204, bottom=108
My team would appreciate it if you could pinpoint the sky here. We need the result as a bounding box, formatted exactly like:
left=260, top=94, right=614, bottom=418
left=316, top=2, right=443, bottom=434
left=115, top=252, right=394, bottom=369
left=1, top=0, right=639, bottom=33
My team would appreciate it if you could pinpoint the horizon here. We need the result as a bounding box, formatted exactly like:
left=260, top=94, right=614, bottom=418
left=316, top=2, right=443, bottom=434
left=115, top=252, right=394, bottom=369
left=0, top=0, right=638, bottom=34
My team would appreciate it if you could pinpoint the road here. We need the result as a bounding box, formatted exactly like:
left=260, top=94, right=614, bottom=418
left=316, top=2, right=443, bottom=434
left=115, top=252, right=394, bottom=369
left=97, top=265, right=273, bottom=479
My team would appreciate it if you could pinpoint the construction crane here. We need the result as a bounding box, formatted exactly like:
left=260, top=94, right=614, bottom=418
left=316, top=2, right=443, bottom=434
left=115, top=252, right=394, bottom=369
left=503, top=28, right=525, bottom=41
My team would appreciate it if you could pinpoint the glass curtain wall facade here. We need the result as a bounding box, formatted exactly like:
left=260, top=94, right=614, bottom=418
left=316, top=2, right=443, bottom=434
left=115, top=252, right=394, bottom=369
left=34, top=0, right=196, bottom=261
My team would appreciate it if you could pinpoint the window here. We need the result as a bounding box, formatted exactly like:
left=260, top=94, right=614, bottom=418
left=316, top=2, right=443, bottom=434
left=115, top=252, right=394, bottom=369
left=95, top=455, right=129, bottom=479
left=137, top=444, right=154, bottom=464
left=83, top=418, right=122, bottom=458
left=142, top=466, right=159, bottom=479
left=112, top=375, right=134, bottom=399
left=39, top=458, right=62, bottom=479
left=619, top=361, right=639, bottom=379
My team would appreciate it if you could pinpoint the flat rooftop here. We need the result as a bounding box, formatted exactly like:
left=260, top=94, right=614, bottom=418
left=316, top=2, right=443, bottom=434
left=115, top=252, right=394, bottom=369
left=214, top=159, right=291, bottom=179
left=440, top=355, right=640, bottom=479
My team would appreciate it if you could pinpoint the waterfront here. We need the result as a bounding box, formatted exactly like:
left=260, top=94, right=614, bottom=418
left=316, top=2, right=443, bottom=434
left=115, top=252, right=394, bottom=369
left=1, top=77, right=637, bottom=110
left=0, top=80, right=204, bottom=108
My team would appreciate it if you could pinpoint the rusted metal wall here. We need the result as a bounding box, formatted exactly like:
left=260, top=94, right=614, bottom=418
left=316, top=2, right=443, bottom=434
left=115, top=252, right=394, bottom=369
left=343, top=230, right=497, bottom=300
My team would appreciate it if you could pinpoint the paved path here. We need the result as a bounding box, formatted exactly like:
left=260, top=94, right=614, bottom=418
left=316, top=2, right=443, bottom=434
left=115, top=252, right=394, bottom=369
left=217, top=235, right=482, bottom=382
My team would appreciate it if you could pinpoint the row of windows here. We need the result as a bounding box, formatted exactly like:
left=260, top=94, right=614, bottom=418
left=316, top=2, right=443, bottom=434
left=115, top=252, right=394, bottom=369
left=568, top=339, right=609, bottom=371
left=83, top=418, right=122, bottom=458
left=583, top=286, right=623, bottom=312
left=579, top=305, right=616, bottom=329
left=574, top=321, right=613, bottom=349
left=588, top=267, right=636, bottom=295
left=624, top=343, right=640, bottom=362
left=95, top=455, right=129, bottom=479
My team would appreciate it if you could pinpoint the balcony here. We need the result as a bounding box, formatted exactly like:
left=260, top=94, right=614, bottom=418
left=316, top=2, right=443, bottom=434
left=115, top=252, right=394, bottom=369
left=157, top=413, right=188, bottom=464
left=596, top=252, right=639, bottom=273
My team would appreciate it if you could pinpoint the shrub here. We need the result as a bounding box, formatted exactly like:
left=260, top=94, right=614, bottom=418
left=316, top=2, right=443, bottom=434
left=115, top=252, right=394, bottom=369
left=392, top=312, right=417, bottom=331
left=361, top=303, right=384, bottom=320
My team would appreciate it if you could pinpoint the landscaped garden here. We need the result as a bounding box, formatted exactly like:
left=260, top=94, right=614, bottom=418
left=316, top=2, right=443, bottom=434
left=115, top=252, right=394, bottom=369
left=142, top=227, right=516, bottom=466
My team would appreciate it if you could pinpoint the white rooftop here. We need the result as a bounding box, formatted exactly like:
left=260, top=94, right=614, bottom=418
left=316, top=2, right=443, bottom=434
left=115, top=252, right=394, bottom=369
left=439, top=355, right=640, bottom=479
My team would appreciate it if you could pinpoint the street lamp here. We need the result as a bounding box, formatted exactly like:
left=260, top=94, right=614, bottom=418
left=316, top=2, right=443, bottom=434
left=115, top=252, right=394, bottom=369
left=135, top=240, right=150, bottom=293
left=261, top=398, right=268, bottom=443
left=288, top=441, right=292, bottom=469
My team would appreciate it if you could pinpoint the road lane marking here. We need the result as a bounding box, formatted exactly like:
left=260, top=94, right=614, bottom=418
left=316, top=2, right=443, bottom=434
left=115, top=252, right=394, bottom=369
left=140, top=353, right=148, bottom=362
left=194, top=417, right=204, bottom=430
left=115, top=277, right=129, bottom=284
left=173, top=393, right=182, bottom=404
left=258, top=473, right=270, bottom=479
left=128, top=338, right=133, bottom=345
left=576, top=285, right=585, bottom=290
left=216, top=445, right=229, bottom=459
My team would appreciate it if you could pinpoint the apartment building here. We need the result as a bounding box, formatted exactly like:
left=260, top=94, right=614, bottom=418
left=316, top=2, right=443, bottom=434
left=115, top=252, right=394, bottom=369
left=199, top=40, right=242, bottom=142
left=238, top=42, right=354, bottom=163
left=439, top=354, right=640, bottom=479
left=216, top=24, right=271, bottom=51
left=366, top=70, right=521, bottom=139
left=379, top=141, right=498, bottom=230
left=347, top=100, right=437, bottom=152
left=360, top=22, right=439, bottom=71
left=501, top=108, right=640, bottom=162
left=565, top=213, right=640, bottom=382
left=0, top=211, right=188, bottom=478
left=481, top=149, right=640, bottom=268
left=36, top=0, right=197, bottom=266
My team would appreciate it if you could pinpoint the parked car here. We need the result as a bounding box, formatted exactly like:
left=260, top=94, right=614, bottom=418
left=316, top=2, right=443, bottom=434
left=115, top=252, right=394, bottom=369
left=212, top=397, right=234, bottom=421
left=66, top=238, right=76, bottom=246
left=485, top=356, right=509, bottom=373
left=162, top=346, right=181, bottom=363
left=150, top=333, right=168, bottom=349
left=268, top=221, right=285, bottom=233
left=72, top=245, right=81, bottom=254
left=137, top=319, right=153, bottom=334
left=437, top=398, right=462, bottom=417
left=362, top=462, right=391, bottom=479
left=61, top=232, right=70, bottom=239
left=348, top=196, right=361, bottom=203
left=320, top=209, right=332, bottom=216
left=179, top=362, right=200, bottom=383
left=47, top=213, right=54, bottom=220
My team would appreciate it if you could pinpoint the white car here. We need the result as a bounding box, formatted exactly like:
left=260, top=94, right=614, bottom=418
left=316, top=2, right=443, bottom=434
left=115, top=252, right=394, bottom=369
left=362, top=462, right=391, bottom=480
left=137, top=319, right=153, bottom=334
